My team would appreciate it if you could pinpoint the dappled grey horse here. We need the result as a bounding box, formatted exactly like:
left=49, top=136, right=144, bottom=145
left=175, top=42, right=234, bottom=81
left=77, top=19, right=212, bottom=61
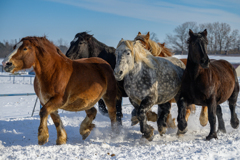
left=114, top=39, right=185, bottom=140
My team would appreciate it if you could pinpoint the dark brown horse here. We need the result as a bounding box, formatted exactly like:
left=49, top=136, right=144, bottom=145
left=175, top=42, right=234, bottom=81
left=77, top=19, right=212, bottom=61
left=177, top=29, right=239, bottom=140
left=134, top=32, right=209, bottom=127
left=2, top=36, right=118, bottom=145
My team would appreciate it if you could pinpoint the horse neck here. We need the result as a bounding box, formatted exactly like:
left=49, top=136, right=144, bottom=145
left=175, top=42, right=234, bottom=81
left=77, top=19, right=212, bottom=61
left=90, top=38, right=108, bottom=56
left=186, top=51, right=202, bottom=80
left=33, top=50, right=71, bottom=82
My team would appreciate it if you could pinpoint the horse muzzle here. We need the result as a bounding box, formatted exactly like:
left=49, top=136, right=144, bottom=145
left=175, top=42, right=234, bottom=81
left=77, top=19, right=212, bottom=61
left=3, top=62, right=15, bottom=72
left=114, top=70, right=124, bottom=81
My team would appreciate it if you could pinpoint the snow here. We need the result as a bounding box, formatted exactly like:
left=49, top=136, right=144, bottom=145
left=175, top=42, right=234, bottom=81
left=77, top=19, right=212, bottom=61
left=1, top=56, right=240, bottom=159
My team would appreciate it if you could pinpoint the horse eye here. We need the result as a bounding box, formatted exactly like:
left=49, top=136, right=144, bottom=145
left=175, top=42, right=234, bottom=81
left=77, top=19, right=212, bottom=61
left=23, top=48, right=27, bottom=51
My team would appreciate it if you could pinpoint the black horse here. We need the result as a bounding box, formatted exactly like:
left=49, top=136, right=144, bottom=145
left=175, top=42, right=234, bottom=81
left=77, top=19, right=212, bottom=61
left=66, top=32, right=127, bottom=125
left=177, top=29, right=239, bottom=140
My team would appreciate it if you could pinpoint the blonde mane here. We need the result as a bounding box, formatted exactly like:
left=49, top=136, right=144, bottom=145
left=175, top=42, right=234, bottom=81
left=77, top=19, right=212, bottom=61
left=134, top=33, right=172, bottom=57
left=117, top=39, right=155, bottom=69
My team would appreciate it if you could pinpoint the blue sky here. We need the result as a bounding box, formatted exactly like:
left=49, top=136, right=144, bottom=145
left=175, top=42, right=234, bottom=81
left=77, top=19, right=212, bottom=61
left=0, top=0, right=240, bottom=48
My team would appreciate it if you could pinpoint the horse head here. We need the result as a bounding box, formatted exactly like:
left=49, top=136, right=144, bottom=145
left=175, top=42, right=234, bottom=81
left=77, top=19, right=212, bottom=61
left=188, top=29, right=209, bottom=68
left=114, top=39, right=135, bottom=81
left=134, top=32, right=150, bottom=50
left=114, top=39, right=154, bottom=81
left=2, top=37, right=38, bottom=73
left=66, top=32, right=93, bottom=59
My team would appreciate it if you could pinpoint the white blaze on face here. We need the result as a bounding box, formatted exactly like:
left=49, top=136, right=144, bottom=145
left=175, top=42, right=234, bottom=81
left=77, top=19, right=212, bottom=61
left=2, top=41, right=23, bottom=67
left=72, top=37, right=78, bottom=43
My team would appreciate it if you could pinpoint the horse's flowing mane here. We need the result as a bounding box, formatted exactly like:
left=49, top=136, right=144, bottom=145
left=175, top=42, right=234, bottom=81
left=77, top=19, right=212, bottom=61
left=135, top=34, right=172, bottom=57
left=20, top=36, right=66, bottom=58
left=117, top=40, right=155, bottom=69
left=157, top=43, right=173, bottom=57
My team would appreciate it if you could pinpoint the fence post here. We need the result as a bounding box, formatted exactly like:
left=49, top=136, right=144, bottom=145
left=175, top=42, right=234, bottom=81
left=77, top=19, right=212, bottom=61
left=31, top=97, right=38, bottom=117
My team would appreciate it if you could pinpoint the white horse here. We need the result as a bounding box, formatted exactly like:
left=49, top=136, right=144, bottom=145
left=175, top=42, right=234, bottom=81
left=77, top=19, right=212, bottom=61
left=114, top=39, right=185, bottom=140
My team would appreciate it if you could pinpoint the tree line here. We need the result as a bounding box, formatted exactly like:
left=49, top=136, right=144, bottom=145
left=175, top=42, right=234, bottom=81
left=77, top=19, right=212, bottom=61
left=1, top=22, right=240, bottom=58
left=165, top=22, right=240, bottom=55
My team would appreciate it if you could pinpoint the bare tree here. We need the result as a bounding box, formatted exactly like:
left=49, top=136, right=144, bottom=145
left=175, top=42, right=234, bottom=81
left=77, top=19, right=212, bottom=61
left=165, top=22, right=198, bottom=54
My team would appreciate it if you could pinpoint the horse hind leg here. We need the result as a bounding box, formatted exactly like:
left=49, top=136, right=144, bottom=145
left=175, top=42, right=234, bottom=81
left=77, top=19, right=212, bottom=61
left=228, top=81, right=239, bottom=129
left=199, top=106, right=208, bottom=127
left=80, top=107, right=97, bottom=140
left=216, top=105, right=226, bottom=133
left=157, top=102, right=171, bottom=136
left=102, top=94, right=117, bottom=128
left=50, top=110, right=67, bottom=145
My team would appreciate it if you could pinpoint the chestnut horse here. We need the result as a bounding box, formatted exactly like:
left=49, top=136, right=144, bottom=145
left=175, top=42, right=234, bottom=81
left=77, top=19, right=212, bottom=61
left=134, top=32, right=208, bottom=127
left=2, top=36, right=118, bottom=145
left=177, top=29, right=239, bottom=140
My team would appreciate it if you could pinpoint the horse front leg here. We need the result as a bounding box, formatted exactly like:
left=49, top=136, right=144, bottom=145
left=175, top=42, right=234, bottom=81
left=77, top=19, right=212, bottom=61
left=138, top=96, right=155, bottom=141
left=206, top=100, right=217, bottom=140
left=176, top=97, right=188, bottom=136
left=157, top=102, right=171, bottom=136
left=38, top=95, right=62, bottom=145
left=50, top=110, right=67, bottom=145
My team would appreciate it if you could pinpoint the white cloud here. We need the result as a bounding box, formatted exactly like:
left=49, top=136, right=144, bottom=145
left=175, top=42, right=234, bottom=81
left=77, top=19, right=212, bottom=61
left=48, top=0, right=240, bottom=29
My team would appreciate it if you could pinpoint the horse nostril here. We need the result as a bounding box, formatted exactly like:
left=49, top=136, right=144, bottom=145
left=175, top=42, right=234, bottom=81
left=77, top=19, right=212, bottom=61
left=6, top=62, right=12, bottom=66
left=119, top=71, right=123, bottom=75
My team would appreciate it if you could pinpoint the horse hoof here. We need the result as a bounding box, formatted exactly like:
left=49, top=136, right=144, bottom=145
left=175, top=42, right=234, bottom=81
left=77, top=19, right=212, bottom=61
left=231, top=117, right=239, bottom=129
left=131, top=116, right=139, bottom=126
left=177, top=127, right=188, bottom=136
left=206, top=133, right=217, bottom=140
left=38, top=135, right=49, bottom=145
left=143, top=126, right=154, bottom=141
left=217, top=128, right=226, bottom=133
left=158, top=126, right=167, bottom=136
left=82, top=131, right=91, bottom=140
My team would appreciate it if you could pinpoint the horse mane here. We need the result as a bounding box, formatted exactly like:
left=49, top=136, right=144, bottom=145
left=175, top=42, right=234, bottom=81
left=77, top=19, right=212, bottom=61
left=135, top=34, right=172, bottom=57
left=157, top=43, right=173, bottom=57
left=21, top=36, right=66, bottom=58
left=117, top=40, right=154, bottom=69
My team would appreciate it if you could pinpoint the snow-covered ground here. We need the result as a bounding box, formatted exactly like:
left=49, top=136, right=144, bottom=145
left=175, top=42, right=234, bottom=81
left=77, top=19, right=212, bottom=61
left=1, top=56, right=240, bottom=159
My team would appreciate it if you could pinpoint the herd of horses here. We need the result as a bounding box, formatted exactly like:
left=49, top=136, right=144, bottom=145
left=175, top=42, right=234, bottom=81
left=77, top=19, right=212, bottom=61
left=2, top=29, right=239, bottom=145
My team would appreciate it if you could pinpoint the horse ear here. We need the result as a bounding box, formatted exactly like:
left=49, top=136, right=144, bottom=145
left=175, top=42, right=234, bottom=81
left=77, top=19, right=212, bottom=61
left=189, top=29, right=194, bottom=37
left=138, top=32, right=141, bottom=35
left=203, top=29, right=207, bottom=37
left=146, top=32, right=150, bottom=40
left=162, top=43, right=165, bottom=46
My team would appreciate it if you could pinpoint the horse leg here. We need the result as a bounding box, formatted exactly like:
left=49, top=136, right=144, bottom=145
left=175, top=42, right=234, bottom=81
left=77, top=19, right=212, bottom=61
left=157, top=102, right=171, bottom=136
left=228, top=83, right=239, bottom=129
left=38, top=96, right=62, bottom=145
left=199, top=106, right=208, bottom=127
left=216, top=105, right=226, bottom=133
left=146, top=110, right=158, bottom=122
left=116, top=98, right=123, bottom=125
left=130, top=98, right=140, bottom=126
left=206, top=100, right=217, bottom=140
left=165, top=101, right=176, bottom=128
left=102, top=95, right=117, bottom=129
left=50, top=110, right=67, bottom=145
left=138, top=96, right=155, bottom=141
left=98, top=99, right=108, bottom=116
left=176, top=97, right=188, bottom=136
left=80, top=107, right=97, bottom=140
